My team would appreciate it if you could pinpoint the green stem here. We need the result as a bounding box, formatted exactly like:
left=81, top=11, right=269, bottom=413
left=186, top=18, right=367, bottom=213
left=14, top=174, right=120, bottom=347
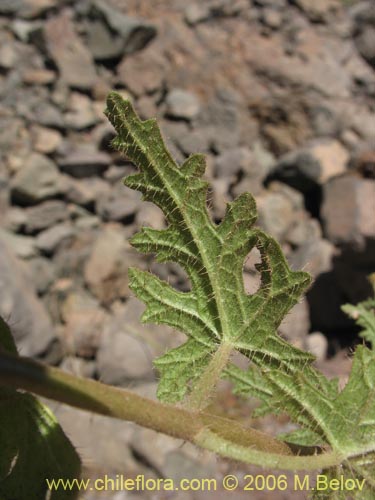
left=187, top=342, right=232, bottom=410
left=0, top=351, right=343, bottom=471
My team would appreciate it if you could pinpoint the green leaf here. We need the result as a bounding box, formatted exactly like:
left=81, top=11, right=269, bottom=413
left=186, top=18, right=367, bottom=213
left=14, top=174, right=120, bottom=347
left=105, top=92, right=313, bottom=403
left=0, top=316, right=81, bottom=499
left=342, top=298, right=375, bottom=348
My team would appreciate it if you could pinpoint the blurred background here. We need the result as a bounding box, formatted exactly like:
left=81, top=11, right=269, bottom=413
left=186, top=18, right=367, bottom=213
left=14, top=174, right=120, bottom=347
left=0, top=0, right=374, bottom=498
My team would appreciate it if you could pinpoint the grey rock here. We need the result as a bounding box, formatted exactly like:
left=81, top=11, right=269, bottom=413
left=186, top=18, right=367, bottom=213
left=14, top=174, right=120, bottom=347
left=58, top=147, right=111, bottom=178
left=214, top=147, right=253, bottom=178
left=64, top=92, right=100, bottom=131
left=0, top=42, right=18, bottom=70
left=268, top=140, right=349, bottom=192
left=322, top=176, right=375, bottom=247
left=286, top=217, right=322, bottom=247
left=278, top=299, right=310, bottom=346
left=3, top=207, right=27, bottom=232
left=304, top=332, right=328, bottom=361
left=96, top=184, right=141, bottom=223
left=31, top=125, right=63, bottom=154
left=64, top=176, right=110, bottom=207
left=0, top=0, right=24, bottom=15
left=26, top=256, right=56, bottom=294
left=35, top=223, right=75, bottom=255
left=261, top=8, right=283, bottom=29
left=355, top=25, right=375, bottom=68
left=82, top=0, right=157, bottom=60
left=24, top=200, right=69, bottom=234
left=290, top=0, right=341, bottom=23
left=184, top=4, right=211, bottom=25
left=0, top=0, right=62, bottom=19
left=0, top=236, right=55, bottom=356
left=97, top=329, right=153, bottom=384
left=11, top=153, right=64, bottom=205
left=11, top=19, right=41, bottom=42
left=61, top=289, right=109, bottom=358
left=42, top=10, right=97, bottom=90
left=0, top=229, right=37, bottom=259
left=290, top=238, right=336, bottom=277
left=174, top=127, right=212, bottom=157
left=165, top=89, right=201, bottom=120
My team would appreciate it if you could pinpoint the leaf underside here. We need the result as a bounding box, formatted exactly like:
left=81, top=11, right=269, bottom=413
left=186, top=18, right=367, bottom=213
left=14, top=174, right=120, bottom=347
left=106, top=92, right=375, bottom=498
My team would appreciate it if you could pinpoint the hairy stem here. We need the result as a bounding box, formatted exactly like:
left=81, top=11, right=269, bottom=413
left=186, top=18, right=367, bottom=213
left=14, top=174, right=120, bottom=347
left=0, top=351, right=343, bottom=470
left=187, top=342, right=232, bottom=410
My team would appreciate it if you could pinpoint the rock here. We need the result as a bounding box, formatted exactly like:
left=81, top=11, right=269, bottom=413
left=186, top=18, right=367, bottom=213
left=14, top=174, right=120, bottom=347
left=290, top=238, right=336, bottom=277
left=84, top=224, right=144, bottom=305
left=97, top=328, right=153, bottom=384
left=174, top=127, right=212, bottom=157
left=61, top=289, right=109, bottom=358
left=286, top=217, right=322, bottom=247
left=0, top=229, right=37, bottom=259
left=25, top=256, right=56, bottom=294
left=0, top=236, right=55, bottom=356
left=96, top=184, right=141, bottom=223
left=35, top=223, right=75, bottom=255
left=256, top=184, right=302, bottom=240
left=268, top=139, right=349, bottom=192
left=214, top=147, right=253, bottom=178
left=291, top=0, right=341, bottom=23
left=11, top=19, right=41, bottom=42
left=321, top=176, right=375, bottom=247
left=3, top=207, right=27, bottom=232
left=22, top=68, right=56, bottom=85
left=42, top=10, right=97, bottom=90
left=278, top=299, right=310, bottom=346
left=10, top=153, right=64, bottom=205
left=304, top=332, right=328, bottom=361
left=184, top=4, right=211, bottom=25
left=64, top=92, right=100, bottom=131
left=117, top=45, right=166, bottom=97
left=197, top=88, right=241, bottom=152
left=58, top=146, right=111, bottom=178
left=31, top=125, right=62, bottom=154
left=59, top=356, right=96, bottom=379
left=261, top=8, right=283, bottom=29
left=82, top=0, right=157, bottom=60
left=165, top=89, right=201, bottom=120
left=24, top=200, right=69, bottom=234
left=0, top=42, right=18, bottom=70
left=355, top=25, right=375, bottom=68
left=64, top=176, right=110, bottom=208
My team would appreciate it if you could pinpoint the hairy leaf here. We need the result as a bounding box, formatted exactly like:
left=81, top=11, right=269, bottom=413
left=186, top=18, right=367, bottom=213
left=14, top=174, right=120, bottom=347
left=105, top=92, right=313, bottom=403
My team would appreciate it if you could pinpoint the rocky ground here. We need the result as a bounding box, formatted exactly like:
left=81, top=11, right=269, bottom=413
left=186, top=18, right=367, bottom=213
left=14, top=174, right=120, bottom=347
left=0, top=0, right=374, bottom=498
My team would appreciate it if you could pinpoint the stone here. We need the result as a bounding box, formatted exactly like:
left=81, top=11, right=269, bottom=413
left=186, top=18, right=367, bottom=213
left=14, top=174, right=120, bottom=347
left=214, top=147, right=253, bottom=178
left=322, top=176, right=375, bottom=247
left=268, top=140, right=349, bottom=192
left=278, top=299, right=310, bottom=346
left=291, top=0, right=341, bottom=23
left=96, top=184, right=141, bottom=223
left=58, top=146, right=111, bottom=178
left=355, top=25, right=375, bottom=68
left=256, top=189, right=297, bottom=241
left=165, top=89, right=201, bottom=120
left=0, top=236, right=56, bottom=356
left=24, top=200, right=69, bottom=234
left=10, top=153, right=64, bottom=205
left=117, top=45, right=166, bottom=97
left=3, top=207, right=27, bottom=232
left=64, top=92, right=100, bottom=131
left=174, top=127, right=212, bottom=157
left=82, top=0, right=157, bottom=60
left=84, top=224, right=144, bottom=305
left=31, top=125, right=62, bottom=154
left=0, top=229, right=37, bottom=259
left=22, top=68, right=56, bottom=85
left=64, top=176, right=110, bottom=208
left=25, top=256, right=56, bottom=294
left=97, top=329, right=153, bottom=384
left=184, top=4, right=211, bottom=25
left=261, top=8, right=283, bottom=29
left=61, top=290, right=109, bottom=358
left=290, top=238, right=336, bottom=277
left=304, top=332, right=328, bottom=361
left=43, top=10, right=97, bottom=90
left=0, top=42, right=18, bottom=70
left=35, top=223, right=75, bottom=255
left=286, top=217, right=322, bottom=247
